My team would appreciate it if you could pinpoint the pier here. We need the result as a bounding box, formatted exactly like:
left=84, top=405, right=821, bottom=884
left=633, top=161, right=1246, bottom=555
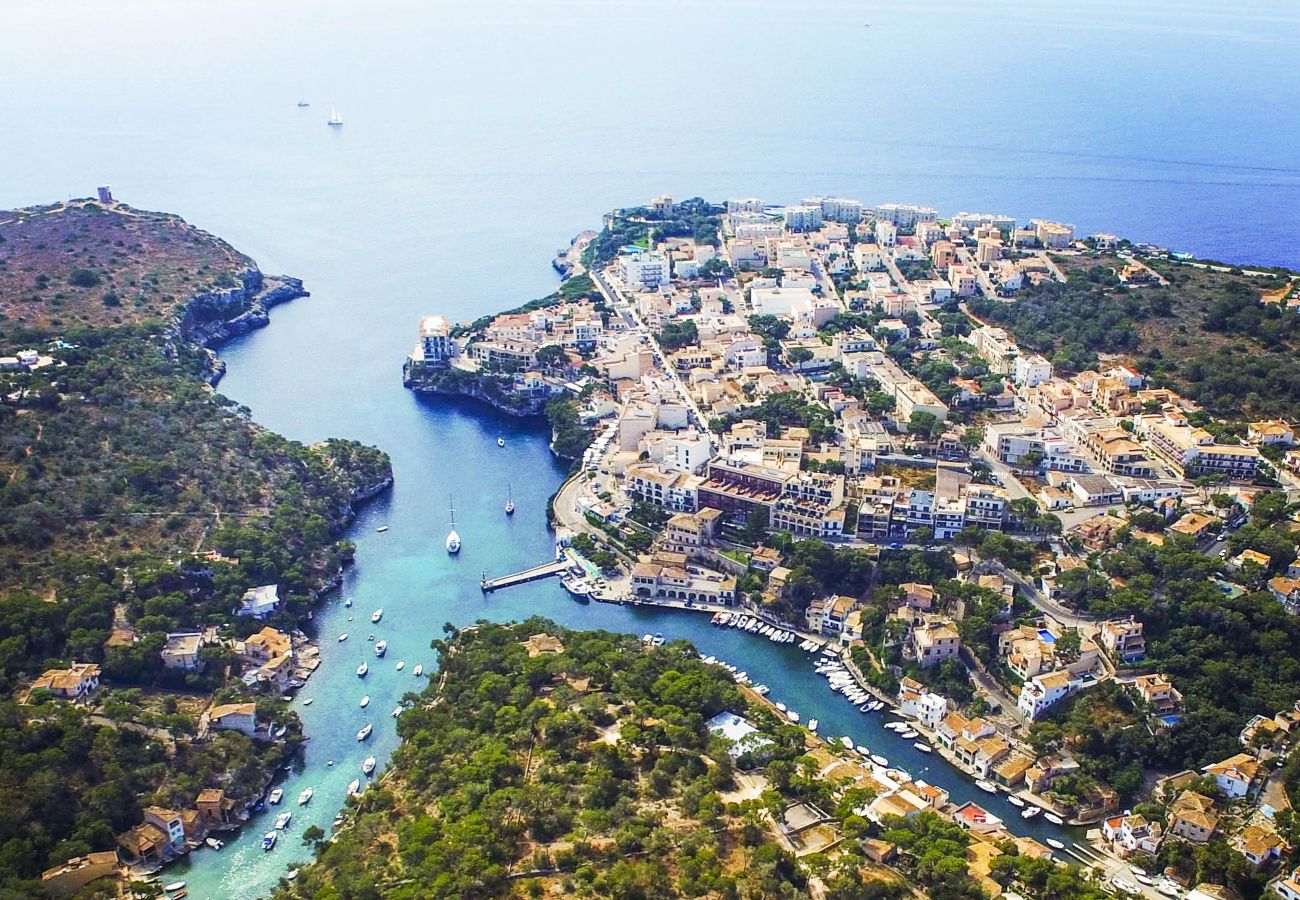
left=480, top=560, right=571, bottom=593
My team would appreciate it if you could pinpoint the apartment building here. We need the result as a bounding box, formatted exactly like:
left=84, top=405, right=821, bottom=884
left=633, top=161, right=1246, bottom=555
left=620, top=250, right=671, bottom=290
left=1018, top=669, right=1078, bottom=720
left=874, top=203, right=938, bottom=229
left=783, top=204, right=824, bottom=232
left=971, top=326, right=1020, bottom=375
left=1013, top=354, right=1053, bottom=387
left=1144, top=415, right=1261, bottom=481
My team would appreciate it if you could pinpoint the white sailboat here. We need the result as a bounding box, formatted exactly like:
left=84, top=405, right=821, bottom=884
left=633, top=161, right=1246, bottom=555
left=505, top=482, right=515, bottom=516
left=445, top=499, right=461, bottom=554
left=327, top=105, right=342, bottom=127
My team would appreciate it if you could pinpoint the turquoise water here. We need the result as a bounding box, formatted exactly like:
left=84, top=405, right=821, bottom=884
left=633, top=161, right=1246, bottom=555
left=6, top=0, right=1300, bottom=895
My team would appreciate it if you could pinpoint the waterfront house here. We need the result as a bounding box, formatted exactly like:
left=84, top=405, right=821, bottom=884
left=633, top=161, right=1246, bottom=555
left=30, top=662, right=100, bottom=701
left=40, top=851, right=119, bottom=898
left=196, top=788, right=232, bottom=828
left=1103, top=814, right=1164, bottom=858
left=117, top=823, right=171, bottom=866
left=207, top=702, right=258, bottom=737
left=1024, top=754, right=1081, bottom=795
left=143, top=807, right=187, bottom=853
left=1273, top=868, right=1300, bottom=900
left=237, top=584, right=281, bottom=619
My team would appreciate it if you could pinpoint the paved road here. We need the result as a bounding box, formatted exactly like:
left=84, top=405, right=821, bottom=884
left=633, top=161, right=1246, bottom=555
left=978, top=559, right=1097, bottom=627
left=590, top=268, right=716, bottom=451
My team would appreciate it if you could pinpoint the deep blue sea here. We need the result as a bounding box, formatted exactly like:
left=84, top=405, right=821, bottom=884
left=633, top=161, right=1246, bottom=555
left=5, top=0, right=1300, bottom=895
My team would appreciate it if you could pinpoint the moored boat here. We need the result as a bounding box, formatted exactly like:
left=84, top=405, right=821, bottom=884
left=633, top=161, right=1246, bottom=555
left=268, top=788, right=283, bottom=805
left=871, top=754, right=889, bottom=767
left=1044, top=812, right=1064, bottom=825
left=807, top=718, right=818, bottom=732
left=357, top=723, right=373, bottom=741
left=913, top=742, right=932, bottom=753
left=976, top=780, right=999, bottom=793
left=298, top=787, right=313, bottom=805
left=1021, top=807, right=1040, bottom=819
left=395, top=660, right=404, bottom=671
left=362, top=755, right=377, bottom=775
left=356, top=662, right=368, bottom=677
left=262, top=831, right=277, bottom=850
left=1007, top=796, right=1025, bottom=808
left=371, top=608, right=383, bottom=623
left=274, top=811, right=292, bottom=830
left=1046, top=838, right=1066, bottom=850
left=413, top=665, right=423, bottom=677
left=374, top=640, right=387, bottom=657
left=205, top=837, right=223, bottom=850
left=338, top=633, right=348, bottom=642
left=347, top=778, right=361, bottom=796
left=360, top=695, right=369, bottom=707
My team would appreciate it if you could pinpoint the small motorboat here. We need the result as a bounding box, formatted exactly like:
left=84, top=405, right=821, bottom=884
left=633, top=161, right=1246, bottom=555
left=262, top=831, right=277, bottom=851
left=274, top=811, right=292, bottom=830
left=368, top=633, right=374, bottom=641
left=347, top=778, right=361, bottom=796
left=345, top=598, right=353, bottom=607
left=651, top=633, right=665, bottom=646
left=413, top=665, right=423, bottom=677
left=286, top=869, right=299, bottom=881
left=913, top=742, right=932, bottom=753
left=392, top=706, right=403, bottom=717
left=357, top=723, right=373, bottom=741
left=1044, top=812, right=1065, bottom=825
left=900, top=729, right=918, bottom=739
left=362, top=755, right=377, bottom=775
left=871, top=754, right=889, bottom=767
left=268, top=788, right=283, bottom=805
left=497, top=437, right=506, bottom=447
left=298, top=787, right=313, bottom=805
left=395, top=660, right=405, bottom=671
left=360, top=695, right=369, bottom=708
left=807, top=718, right=819, bottom=732
left=327, top=760, right=334, bottom=766
left=172, top=893, right=189, bottom=900
left=1046, top=838, right=1066, bottom=850
left=1132, top=872, right=1155, bottom=887
left=356, top=662, right=368, bottom=677
left=337, top=633, right=349, bottom=642
left=303, top=698, right=313, bottom=706
left=205, top=837, right=223, bottom=850
left=371, top=609, right=383, bottom=623
left=1021, top=807, right=1041, bottom=819
left=163, top=884, right=186, bottom=894
left=839, top=736, right=854, bottom=749
left=1007, top=796, right=1025, bottom=808
left=376, top=525, right=389, bottom=533
left=976, top=780, right=999, bottom=793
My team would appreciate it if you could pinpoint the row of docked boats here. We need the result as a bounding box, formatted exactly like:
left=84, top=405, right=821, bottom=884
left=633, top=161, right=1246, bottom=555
left=711, top=611, right=799, bottom=644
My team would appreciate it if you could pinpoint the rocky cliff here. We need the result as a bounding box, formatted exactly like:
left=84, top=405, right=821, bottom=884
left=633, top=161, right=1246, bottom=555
left=170, top=266, right=309, bottom=384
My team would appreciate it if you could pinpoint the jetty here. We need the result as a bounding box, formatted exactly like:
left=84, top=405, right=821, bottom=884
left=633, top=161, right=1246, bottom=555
left=480, top=560, right=570, bottom=593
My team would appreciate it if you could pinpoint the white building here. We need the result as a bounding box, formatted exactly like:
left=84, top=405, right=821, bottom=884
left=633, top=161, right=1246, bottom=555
left=664, top=430, right=712, bottom=474
left=874, top=203, right=938, bottom=229
left=874, top=220, right=897, bottom=248
left=783, top=204, right=824, bottom=232
left=726, top=198, right=765, bottom=213
left=620, top=250, right=671, bottom=291
left=1013, top=354, right=1053, bottom=388
left=806, top=196, right=863, bottom=224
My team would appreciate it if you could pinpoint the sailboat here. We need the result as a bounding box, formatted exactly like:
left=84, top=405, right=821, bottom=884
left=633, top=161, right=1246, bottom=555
left=328, top=105, right=342, bottom=127
left=505, top=482, right=515, bottom=516
left=445, top=499, right=461, bottom=554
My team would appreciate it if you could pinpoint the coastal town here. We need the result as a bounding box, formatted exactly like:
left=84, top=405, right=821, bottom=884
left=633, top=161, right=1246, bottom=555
left=405, top=194, right=1300, bottom=900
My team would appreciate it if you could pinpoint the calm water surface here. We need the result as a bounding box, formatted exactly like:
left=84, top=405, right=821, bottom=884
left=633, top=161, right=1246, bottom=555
left=6, top=0, right=1300, bottom=895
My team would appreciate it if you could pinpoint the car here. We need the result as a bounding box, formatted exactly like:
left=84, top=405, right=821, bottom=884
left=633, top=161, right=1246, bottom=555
left=925, top=545, right=941, bottom=552
left=889, top=542, right=902, bottom=550
left=1219, top=548, right=1229, bottom=558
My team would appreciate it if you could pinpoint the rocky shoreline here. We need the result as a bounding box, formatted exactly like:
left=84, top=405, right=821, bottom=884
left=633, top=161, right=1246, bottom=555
left=403, top=363, right=549, bottom=417
left=167, top=265, right=310, bottom=386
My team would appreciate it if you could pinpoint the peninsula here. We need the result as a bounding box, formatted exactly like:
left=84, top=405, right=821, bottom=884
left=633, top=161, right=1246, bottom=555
left=401, top=194, right=1300, bottom=899
left=0, top=195, right=391, bottom=897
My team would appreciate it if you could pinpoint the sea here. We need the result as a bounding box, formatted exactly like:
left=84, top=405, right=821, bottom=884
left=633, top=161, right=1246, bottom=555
left=4, top=0, right=1300, bottom=896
